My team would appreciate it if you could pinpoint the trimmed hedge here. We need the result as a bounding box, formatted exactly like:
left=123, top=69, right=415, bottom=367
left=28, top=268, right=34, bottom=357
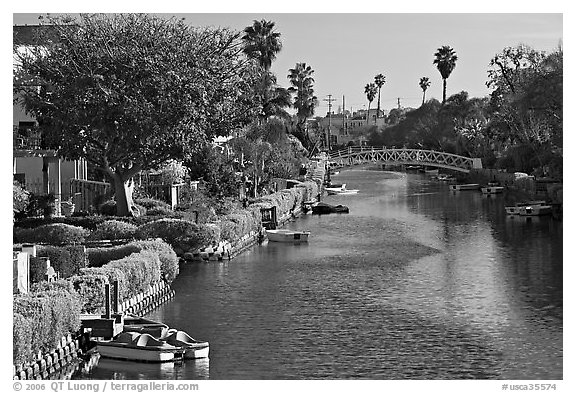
left=134, top=197, right=171, bottom=211
left=14, top=223, right=89, bottom=246
left=135, top=218, right=220, bottom=255
left=87, top=239, right=178, bottom=283
left=89, top=220, right=138, bottom=241
left=36, top=245, right=87, bottom=278
left=29, top=256, right=48, bottom=283
left=13, top=285, right=82, bottom=364
left=13, top=216, right=107, bottom=231
left=69, top=273, right=109, bottom=314
left=218, top=207, right=262, bottom=242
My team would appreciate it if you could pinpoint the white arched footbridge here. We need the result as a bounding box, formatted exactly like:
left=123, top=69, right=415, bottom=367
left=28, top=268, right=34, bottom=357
left=328, top=146, right=482, bottom=173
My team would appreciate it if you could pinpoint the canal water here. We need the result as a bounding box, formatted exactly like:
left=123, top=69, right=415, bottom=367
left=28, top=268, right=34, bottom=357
left=79, top=168, right=563, bottom=380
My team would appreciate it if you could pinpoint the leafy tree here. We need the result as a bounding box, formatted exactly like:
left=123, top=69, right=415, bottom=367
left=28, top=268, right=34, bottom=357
left=419, top=77, right=431, bottom=106
left=14, top=14, right=258, bottom=216
left=364, top=83, right=377, bottom=125
left=374, top=73, right=386, bottom=117
left=288, top=62, right=318, bottom=149
left=433, top=45, right=458, bottom=104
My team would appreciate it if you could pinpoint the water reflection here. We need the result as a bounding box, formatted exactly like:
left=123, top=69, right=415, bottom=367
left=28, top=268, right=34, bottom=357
left=79, top=168, right=562, bottom=380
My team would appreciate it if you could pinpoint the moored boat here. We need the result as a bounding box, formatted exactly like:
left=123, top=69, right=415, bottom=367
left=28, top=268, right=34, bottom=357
left=162, top=330, right=210, bottom=359
left=505, top=200, right=548, bottom=215
left=266, top=229, right=310, bottom=243
left=437, top=174, right=456, bottom=182
left=518, top=204, right=552, bottom=216
left=311, top=202, right=349, bottom=215
left=123, top=315, right=169, bottom=338
left=449, top=183, right=480, bottom=191
left=481, top=186, right=504, bottom=194
left=325, top=184, right=359, bottom=195
left=96, top=332, right=185, bottom=362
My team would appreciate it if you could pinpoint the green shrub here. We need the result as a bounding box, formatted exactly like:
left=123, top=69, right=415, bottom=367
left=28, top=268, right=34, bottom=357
left=146, top=206, right=176, bottom=216
left=29, top=256, right=48, bottom=283
left=13, top=313, right=32, bottom=366
left=134, top=197, right=171, bottom=211
left=13, top=287, right=81, bottom=363
left=13, top=216, right=106, bottom=231
left=13, top=181, right=29, bottom=214
left=135, top=218, right=219, bottom=254
left=14, top=223, right=89, bottom=245
left=107, top=250, right=161, bottom=297
left=36, top=245, right=87, bottom=278
left=89, top=220, right=137, bottom=241
left=69, top=273, right=109, bottom=314
left=87, top=239, right=178, bottom=283
left=81, top=266, right=128, bottom=302
left=219, top=209, right=262, bottom=242
left=99, top=200, right=117, bottom=216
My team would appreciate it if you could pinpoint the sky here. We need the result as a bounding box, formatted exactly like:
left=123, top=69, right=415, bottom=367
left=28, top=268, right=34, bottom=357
left=10, top=8, right=563, bottom=116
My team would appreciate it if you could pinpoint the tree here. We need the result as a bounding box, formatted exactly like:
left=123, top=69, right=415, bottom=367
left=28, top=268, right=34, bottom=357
left=364, top=83, right=377, bottom=125
left=374, top=73, right=386, bottom=117
left=288, top=62, right=318, bottom=149
left=242, top=19, right=282, bottom=71
left=419, top=77, right=431, bottom=106
left=14, top=14, right=259, bottom=216
left=433, top=45, right=458, bottom=104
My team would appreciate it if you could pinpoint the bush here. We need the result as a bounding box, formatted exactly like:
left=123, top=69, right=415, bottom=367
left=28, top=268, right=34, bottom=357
left=134, top=197, right=172, bottom=211
left=89, top=220, right=137, bottom=241
left=13, top=313, right=32, bottom=365
left=13, top=181, right=29, bottom=214
left=13, top=286, right=81, bottom=364
left=146, top=206, right=176, bottom=216
left=13, top=216, right=106, bottom=231
left=14, top=223, right=89, bottom=245
left=219, top=209, right=262, bottom=242
left=107, top=250, right=161, bottom=297
left=36, top=245, right=87, bottom=278
left=29, top=256, right=48, bottom=283
left=87, top=239, right=178, bottom=283
left=135, top=218, right=219, bottom=255
left=81, top=266, right=128, bottom=302
left=69, top=273, right=109, bottom=314
left=99, top=200, right=117, bottom=216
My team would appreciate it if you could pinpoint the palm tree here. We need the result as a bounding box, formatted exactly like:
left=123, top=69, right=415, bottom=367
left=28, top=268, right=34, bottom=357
left=374, top=73, right=386, bottom=117
left=433, top=45, right=458, bottom=104
left=288, top=62, right=318, bottom=149
left=242, top=20, right=282, bottom=71
left=364, top=83, right=377, bottom=125
left=419, top=77, right=431, bottom=106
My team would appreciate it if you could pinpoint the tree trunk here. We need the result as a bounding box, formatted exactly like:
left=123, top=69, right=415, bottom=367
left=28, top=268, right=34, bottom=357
left=442, top=78, right=447, bottom=104
left=377, top=89, right=381, bottom=119
left=112, top=172, right=136, bottom=217
left=422, top=90, right=426, bottom=106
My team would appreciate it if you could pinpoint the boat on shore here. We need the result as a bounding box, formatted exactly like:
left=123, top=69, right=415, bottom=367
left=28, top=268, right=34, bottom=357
left=449, top=183, right=480, bottom=191
left=311, top=202, right=349, bottom=215
left=96, top=332, right=185, bottom=363
left=266, top=229, right=310, bottom=243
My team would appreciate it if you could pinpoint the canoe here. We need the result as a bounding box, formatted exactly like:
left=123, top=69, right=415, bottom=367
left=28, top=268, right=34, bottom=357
left=163, top=330, right=210, bottom=359
left=97, top=332, right=185, bottom=362
left=481, top=186, right=504, bottom=194
left=266, top=229, right=310, bottom=243
left=449, top=184, right=480, bottom=191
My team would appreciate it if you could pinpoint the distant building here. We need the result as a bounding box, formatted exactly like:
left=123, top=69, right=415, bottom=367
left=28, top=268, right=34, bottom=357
left=316, top=108, right=388, bottom=148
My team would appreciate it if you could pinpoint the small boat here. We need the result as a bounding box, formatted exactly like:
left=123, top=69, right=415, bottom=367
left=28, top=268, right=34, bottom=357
left=97, top=332, right=185, bottom=362
left=311, top=202, right=349, bottom=215
left=405, top=165, right=422, bottom=171
left=437, top=174, right=456, bottom=182
left=325, top=183, right=345, bottom=192
left=123, top=315, right=169, bottom=338
left=325, top=184, right=359, bottom=195
left=425, top=169, right=439, bottom=176
left=162, top=330, right=210, bottom=359
left=266, top=229, right=310, bottom=243
left=481, top=186, right=505, bottom=194
left=449, top=183, right=480, bottom=191
left=518, top=204, right=553, bottom=216
left=505, top=200, right=548, bottom=215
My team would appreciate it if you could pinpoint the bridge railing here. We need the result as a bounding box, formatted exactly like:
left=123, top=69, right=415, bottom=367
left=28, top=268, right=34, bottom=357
left=327, top=146, right=482, bottom=172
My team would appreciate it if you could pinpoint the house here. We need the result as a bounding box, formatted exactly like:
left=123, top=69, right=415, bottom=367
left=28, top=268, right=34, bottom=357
left=13, top=25, right=89, bottom=211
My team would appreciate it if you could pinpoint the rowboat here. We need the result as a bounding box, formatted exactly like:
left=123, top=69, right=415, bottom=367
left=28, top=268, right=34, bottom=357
left=505, top=200, right=548, bottom=215
left=325, top=184, right=359, bottom=195
left=97, top=332, right=185, bottom=362
left=162, top=330, right=210, bottom=359
left=481, top=186, right=505, bottom=194
left=311, top=202, right=349, bottom=215
left=266, top=229, right=310, bottom=243
left=449, top=183, right=480, bottom=191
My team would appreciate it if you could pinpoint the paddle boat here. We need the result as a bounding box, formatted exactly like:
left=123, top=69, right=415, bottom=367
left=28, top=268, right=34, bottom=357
left=505, top=200, right=548, bottom=215
left=311, top=202, right=349, bottom=215
left=96, top=332, right=185, bottom=362
left=449, top=183, right=480, bottom=191
left=266, top=229, right=310, bottom=243
left=162, top=329, right=210, bottom=359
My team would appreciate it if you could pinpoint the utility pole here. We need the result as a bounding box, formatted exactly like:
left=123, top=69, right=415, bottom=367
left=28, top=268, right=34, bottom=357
left=342, top=95, right=346, bottom=135
left=323, top=94, right=336, bottom=151
left=397, top=97, right=401, bottom=109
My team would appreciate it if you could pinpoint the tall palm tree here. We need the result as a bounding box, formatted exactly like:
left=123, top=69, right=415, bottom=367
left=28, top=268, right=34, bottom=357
left=364, top=83, right=377, bottom=125
left=433, top=45, right=458, bottom=104
left=419, top=77, right=431, bottom=106
left=288, top=62, right=318, bottom=148
left=242, top=19, right=282, bottom=71
left=374, top=73, right=386, bottom=117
